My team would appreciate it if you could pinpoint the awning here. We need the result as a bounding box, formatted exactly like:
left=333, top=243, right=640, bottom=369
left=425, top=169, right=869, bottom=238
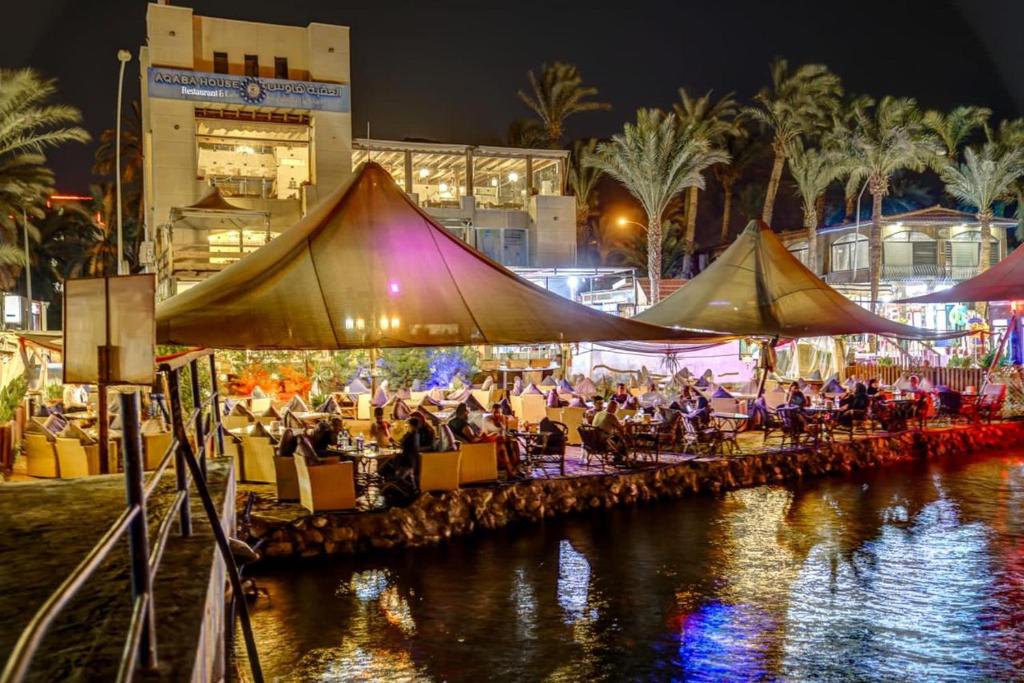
left=897, top=243, right=1024, bottom=304
left=635, top=220, right=963, bottom=340
left=156, top=162, right=719, bottom=349
left=170, top=187, right=270, bottom=221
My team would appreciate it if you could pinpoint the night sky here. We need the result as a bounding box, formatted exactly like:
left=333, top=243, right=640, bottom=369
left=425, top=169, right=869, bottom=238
left=3, top=0, right=1023, bottom=196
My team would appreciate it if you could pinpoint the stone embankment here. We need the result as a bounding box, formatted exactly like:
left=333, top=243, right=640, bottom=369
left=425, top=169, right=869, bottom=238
left=245, top=422, right=1023, bottom=561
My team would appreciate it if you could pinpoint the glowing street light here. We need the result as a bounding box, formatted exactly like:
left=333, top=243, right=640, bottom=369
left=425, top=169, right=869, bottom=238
left=618, top=217, right=645, bottom=229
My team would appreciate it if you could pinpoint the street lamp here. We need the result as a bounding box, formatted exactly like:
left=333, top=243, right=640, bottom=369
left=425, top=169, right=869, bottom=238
left=115, top=49, right=132, bottom=276
left=617, top=217, right=645, bottom=230
left=22, top=206, right=31, bottom=330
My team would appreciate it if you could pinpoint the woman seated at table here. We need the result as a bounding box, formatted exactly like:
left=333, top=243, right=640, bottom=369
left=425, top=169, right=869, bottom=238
left=610, top=383, right=639, bottom=409
left=866, top=378, right=881, bottom=396
left=785, top=382, right=807, bottom=409
left=380, top=417, right=423, bottom=502
left=369, top=407, right=393, bottom=447
left=837, top=382, right=870, bottom=426
left=671, top=387, right=710, bottom=426
left=409, top=410, right=437, bottom=450
left=309, top=420, right=336, bottom=457
left=584, top=396, right=605, bottom=424
left=480, top=402, right=521, bottom=476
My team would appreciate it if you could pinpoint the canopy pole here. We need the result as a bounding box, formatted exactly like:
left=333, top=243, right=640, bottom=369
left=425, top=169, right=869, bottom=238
left=369, top=348, right=379, bottom=395
left=980, top=311, right=1016, bottom=395
left=756, top=336, right=779, bottom=399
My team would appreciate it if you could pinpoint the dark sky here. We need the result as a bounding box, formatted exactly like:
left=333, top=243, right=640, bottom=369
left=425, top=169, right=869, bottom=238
left=3, top=0, right=1023, bottom=193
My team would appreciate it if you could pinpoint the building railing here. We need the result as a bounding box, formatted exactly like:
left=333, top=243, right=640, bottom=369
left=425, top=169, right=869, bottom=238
left=826, top=263, right=984, bottom=284
left=846, top=363, right=986, bottom=392
left=1, top=351, right=263, bottom=683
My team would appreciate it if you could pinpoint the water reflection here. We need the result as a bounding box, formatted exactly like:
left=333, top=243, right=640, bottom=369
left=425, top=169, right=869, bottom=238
left=245, top=451, right=1024, bottom=681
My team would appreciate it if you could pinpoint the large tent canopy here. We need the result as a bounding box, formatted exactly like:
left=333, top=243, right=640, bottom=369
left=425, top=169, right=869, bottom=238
left=156, top=163, right=719, bottom=350
left=635, top=220, right=962, bottom=341
left=898, top=243, right=1024, bottom=304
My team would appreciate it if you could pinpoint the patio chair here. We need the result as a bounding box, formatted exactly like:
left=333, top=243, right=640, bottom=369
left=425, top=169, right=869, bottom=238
left=273, top=455, right=300, bottom=501
left=978, top=384, right=1007, bottom=423
left=143, top=431, right=174, bottom=471
left=222, top=414, right=251, bottom=431
left=418, top=451, right=462, bottom=492
left=680, top=410, right=719, bottom=455
left=458, top=441, right=498, bottom=485
left=295, top=457, right=356, bottom=512
left=240, top=435, right=277, bottom=483
left=836, top=408, right=868, bottom=440
left=54, top=438, right=94, bottom=478
left=935, top=390, right=963, bottom=424
left=520, top=394, right=547, bottom=425
left=577, top=425, right=620, bottom=469
left=24, top=433, right=58, bottom=478
left=775, top=407, right=814, bottom=449
left=560, top=407, right=585, bottom=446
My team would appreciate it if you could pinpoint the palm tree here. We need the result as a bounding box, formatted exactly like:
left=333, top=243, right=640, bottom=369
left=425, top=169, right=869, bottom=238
left=746, top=58, right=842, bottom=227
left=611, top=220, right=688, bottom=278
left=505, top=118, right=547, bottom=148
left=713, top=131, right=761, bottom=243
left=567, top=139, right=603, bottom=265
left=93, top=100, right=144, bottom=235
left=940, top=144, right=1024, bottom=274
left=840, top=96, right=941, bottom=310
left=585, top=109, right=726, bottom=303
left=673, top=89, right=738, bottom=251
left=991, top=118, right=1024, bottom=240
left=517, top=62, right=610, bottom=148
left=923, top=105, right=991, bottom=159
left=786, top=140, right=847, bottom=274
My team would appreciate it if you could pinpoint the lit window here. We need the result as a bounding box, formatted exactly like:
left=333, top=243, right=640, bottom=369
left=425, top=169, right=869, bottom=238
left=196, top=117, right=310, bottom=200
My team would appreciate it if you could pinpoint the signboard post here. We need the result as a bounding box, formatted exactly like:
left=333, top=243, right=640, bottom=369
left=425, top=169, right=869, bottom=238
left=64, top=274, right=156, bottom=474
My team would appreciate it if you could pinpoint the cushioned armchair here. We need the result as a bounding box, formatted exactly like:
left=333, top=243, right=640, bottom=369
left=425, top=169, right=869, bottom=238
left=419, top=451, right=462, bottom=491
left=295, top=457, right=356, bottom=512
left=24, top=433, right=58, bottom=478
left=458, top=441, right=498, bottom=485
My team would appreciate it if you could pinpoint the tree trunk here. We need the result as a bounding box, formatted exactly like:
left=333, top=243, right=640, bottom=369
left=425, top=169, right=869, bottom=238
left=721, top=181, right=734, bottom=244
left=978, top=211, right=992, bottom=275
left=683, top=186, right=699, bottom=251
left=868, top=185, right=884, bottom=313
left=647, top=213, right=662, bottom=305
left=844, top=193, right=855, bottom=222
left=761, top=149, right=785, bottom=226
left=804, top=207, right=819, bottom=274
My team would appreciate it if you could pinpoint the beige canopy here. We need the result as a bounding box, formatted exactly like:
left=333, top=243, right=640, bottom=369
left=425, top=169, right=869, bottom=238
left=156, top=162, right=718, bottom=349
left=898, top=243, right=1024, bottom=304
left=635, top=220, right=962, bottom=340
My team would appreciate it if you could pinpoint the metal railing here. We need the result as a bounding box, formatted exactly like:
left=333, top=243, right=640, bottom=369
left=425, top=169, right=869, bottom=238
left=846, top=363, right=986, bottom=392
left=1, top=350, right=262, bottom=682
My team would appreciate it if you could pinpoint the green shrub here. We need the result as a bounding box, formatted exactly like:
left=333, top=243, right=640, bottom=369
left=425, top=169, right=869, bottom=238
left=0, top=375, right=28, bottom=423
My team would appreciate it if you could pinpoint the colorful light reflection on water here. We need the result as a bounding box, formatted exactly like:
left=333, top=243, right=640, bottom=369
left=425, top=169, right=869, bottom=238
left=243, top=451, right=1024, bottom=681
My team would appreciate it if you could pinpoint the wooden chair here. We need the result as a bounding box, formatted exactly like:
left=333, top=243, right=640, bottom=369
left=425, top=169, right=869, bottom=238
left=545, top=406, right=563, bottom=422
left=273, top=456, right=300, bottom=501
left=222, top=414, right=251, bottom=431
left=560, top=407, right=585, bottom=446
left=54, top=438, right=94, bottom=478
left=680, top=412, right=719, bottom=455
left=240, top=435, right=277, bottom=483
left=458, top=441, right=498, bottom=485
left=249, top=397, right=272, bottom=414
left=978, top=384, right=1007, bottom=423
left=418, top=451, right=462, bottom=492
left=577, top=425, right=616, bottom=469
left=471, top=389, right=495, bottom=411
left=295, top=457, right=356, bottom=512
left=143, top=431, right=174, bottom=471
left=24, top=433, right=58, bottom=478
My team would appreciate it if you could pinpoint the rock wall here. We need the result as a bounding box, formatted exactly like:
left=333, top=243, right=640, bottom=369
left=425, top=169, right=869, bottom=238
left=246, top=422, right=1024, bottom=562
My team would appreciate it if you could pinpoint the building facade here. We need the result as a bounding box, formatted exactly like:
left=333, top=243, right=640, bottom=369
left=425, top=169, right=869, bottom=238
left=141, top=3, right=352, bottom=298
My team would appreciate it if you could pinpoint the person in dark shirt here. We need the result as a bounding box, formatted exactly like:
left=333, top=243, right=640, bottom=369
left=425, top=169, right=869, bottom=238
left=786, top=382, right=807, bottom=408
left=838, top=382, right=869, bottom=427
left=866, top=378, right=880, bottom=396
left=447, top=403, right=478, bottom=443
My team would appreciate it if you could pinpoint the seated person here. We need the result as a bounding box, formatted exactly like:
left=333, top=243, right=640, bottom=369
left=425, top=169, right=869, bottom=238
left=448, top=403, right=481, bottom=443
left=591, top=401, right=628, bottom=461
left=62, top=383, right=89, bottom=413
left=309, top=420, right=335, bottom=458
left=838, top=382, right=870, bottom=426
left=380, top=416, right=423, bottom=502
left=584, top=396, right=605, bottom=425
left=785, top=382, right=807, bottom=409
left=673, top=387, right=710, bottom=426
left=866, top=378, right=880, bottom=396
left=368, top=407, right=393, bottom=447
left=480, top=402, right=520, bottom=476
left=639, top=383, right=663, bottom=409
left=409, top=410, right=437, bottom=450
left=278, top=429, right=300, bottom=458
left=610, top=383, right=639, bottom=409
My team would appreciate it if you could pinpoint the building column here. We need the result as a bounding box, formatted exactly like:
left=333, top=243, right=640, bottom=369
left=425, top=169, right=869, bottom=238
left=403, top=151, right=413, bottom=195
left=465, top=149, right=474, bottom=198
left=525, top=156, right=534, bottom=196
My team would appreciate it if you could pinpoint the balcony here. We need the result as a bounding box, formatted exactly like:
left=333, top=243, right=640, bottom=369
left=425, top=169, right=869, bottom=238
left=825, top=263, right=981, bottom=285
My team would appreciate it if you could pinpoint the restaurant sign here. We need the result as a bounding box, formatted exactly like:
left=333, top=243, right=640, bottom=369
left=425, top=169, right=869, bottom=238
left=147, top=67, right=349, bottom=112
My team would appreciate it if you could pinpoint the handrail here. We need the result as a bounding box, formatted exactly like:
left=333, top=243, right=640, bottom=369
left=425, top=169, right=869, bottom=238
left=149, top=490, right=188, bottom=579
left=143, top=438, right=181, bottom=500
left=116, top=593, right=151, bottom=683
left=0, top=506, right=141, bottom=683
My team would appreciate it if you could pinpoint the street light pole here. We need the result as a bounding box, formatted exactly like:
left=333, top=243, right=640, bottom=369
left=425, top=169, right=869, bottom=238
left=115, top=49, right=132, bottom=276
left=22, top=207, right=31, bottom=330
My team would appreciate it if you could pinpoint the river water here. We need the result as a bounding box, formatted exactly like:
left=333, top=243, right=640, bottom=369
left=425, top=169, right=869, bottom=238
left=244, top=451, right=1024, bottom=681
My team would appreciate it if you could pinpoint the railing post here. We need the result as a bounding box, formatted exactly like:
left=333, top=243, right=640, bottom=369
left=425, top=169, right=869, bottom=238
left=163, top=365, right=193, bottom=537
left=189, top=359, right=207, bottom=481
left=120, top=390, right=157, bottom=671
left=208, top=352, right=224, bottom=457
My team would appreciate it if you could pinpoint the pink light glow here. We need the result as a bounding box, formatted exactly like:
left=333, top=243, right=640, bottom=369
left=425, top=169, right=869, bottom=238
left=389, top=281, right=400, bottom=295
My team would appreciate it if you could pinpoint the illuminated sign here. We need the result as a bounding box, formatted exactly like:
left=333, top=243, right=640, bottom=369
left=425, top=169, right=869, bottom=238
left=147, top=67, right=350, bottom=112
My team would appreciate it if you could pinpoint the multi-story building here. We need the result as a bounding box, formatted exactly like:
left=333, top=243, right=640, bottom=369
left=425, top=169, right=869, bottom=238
left=140, top=3, right=351, bottom=298
left=776, top=205, right=1016, bottom=330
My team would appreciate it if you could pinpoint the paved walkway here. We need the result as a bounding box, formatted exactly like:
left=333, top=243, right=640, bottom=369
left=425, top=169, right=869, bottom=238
left=0, top=461, right=232, bottom=681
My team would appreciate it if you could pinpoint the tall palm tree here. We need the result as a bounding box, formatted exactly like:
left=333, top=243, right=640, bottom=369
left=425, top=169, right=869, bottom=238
left=922, top=105, right=991, bottom=160
left=991, top=118, right=1024, bottom=240
left=611, top=220, right=688, bottom=278
left=567, top=139, right=603, bottom=265
left=505, top=118, right=547, bottom=148
left=746, top=58, right=842, bottom=227
left=940, top=144, right=1024, bottom=274
left=0, top=68, right=88, bottom=293
left=585, top=109, right=726, bottom=303
left=93, top=100, right=144, bottom=233
left=713, top=131, right=761, bottom=243
left=517, top=62, right=610, bottom=148
left=673, top=89, right=738, bottom=251
left=840, top=96, right=940, bottom=310
left=786, top=140, right=847, bottom=274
